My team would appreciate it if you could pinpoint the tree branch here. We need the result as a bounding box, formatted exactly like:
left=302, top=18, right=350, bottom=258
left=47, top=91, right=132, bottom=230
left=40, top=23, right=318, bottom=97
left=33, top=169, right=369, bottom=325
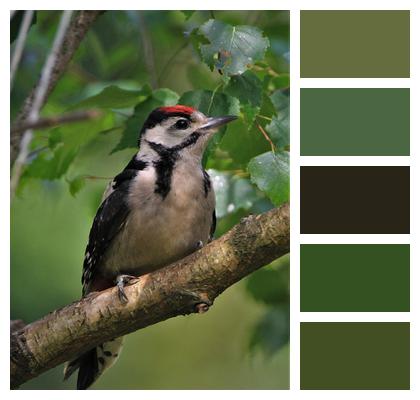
left=10, top=10, right=34, bottom=89
left=11, top=109, right=102, bottom=135
left=11, top=11, right=102, bottom=165
left=10, top=203, right=289, bottom=389
left=11, top=11, right=75, bottom=201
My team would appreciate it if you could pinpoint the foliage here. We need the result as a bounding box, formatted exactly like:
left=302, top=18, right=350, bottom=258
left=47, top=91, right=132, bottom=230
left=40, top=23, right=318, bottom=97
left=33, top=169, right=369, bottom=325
left=11, top=10, right=290, bottom=388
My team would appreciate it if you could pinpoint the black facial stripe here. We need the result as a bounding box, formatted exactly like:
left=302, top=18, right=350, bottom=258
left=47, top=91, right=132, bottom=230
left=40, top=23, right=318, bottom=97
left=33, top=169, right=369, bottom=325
left=147, top=131, right=201, bottom=199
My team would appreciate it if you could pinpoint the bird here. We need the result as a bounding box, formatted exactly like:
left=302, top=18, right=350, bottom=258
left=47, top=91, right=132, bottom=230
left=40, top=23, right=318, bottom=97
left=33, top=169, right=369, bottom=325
left=63, top=105, right=237, bottom=389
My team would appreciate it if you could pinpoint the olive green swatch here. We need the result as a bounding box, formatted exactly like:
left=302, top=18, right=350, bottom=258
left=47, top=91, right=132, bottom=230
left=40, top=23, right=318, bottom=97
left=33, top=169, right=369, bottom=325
left=301, top=11, right=410, bottom=77
left=300, top=88, right=410, bottom=156
left=300, top=322, right=410, bottom=389
left=300, top=244, right=410, bottom=312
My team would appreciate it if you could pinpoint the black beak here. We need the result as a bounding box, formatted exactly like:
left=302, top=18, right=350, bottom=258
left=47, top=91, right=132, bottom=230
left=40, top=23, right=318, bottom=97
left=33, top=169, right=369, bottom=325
left=198, top=115, right=238, bottom=131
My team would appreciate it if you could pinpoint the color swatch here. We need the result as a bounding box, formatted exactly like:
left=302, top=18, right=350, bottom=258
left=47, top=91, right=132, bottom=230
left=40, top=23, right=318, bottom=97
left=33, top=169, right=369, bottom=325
left=300, top=244, right=410, bottom=312
left=300, top=322, right=410, bottom=389
left=299, top=8, right=411, bottom=392
left=300, top=88, right=410, bottom=156
left=300, top=166, right=410, bottom=234
left=300, top=10, right=410, bottom=77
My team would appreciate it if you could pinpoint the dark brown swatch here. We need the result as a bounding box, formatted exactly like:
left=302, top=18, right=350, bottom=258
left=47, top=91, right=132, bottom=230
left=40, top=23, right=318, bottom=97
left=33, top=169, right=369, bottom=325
left=300, top=166, right=410, bottom=234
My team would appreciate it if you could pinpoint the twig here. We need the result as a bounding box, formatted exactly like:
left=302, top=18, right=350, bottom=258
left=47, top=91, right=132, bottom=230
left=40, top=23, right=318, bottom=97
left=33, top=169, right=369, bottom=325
left=256, top=123, right=276, bottom=153
left=11, top=11, right=74, bottom=200
left=251, top=64, right=280, bottom=77
left=138, top=11, right=158, bottom=89
left=10, top=203, right=289, bottom=388
left=11, top=11, right=102, bottom=165
left=207, top=83, right=223, bottom=115
left=10, top=10, right=34, bottom=90
left=256, top=114, right=272, bottom=122
left=11, top=110, right=102, bottom=135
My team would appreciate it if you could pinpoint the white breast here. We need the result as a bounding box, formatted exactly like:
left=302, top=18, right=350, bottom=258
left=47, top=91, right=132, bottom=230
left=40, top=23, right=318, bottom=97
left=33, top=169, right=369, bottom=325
left=102, top=160, right=215, bottom=277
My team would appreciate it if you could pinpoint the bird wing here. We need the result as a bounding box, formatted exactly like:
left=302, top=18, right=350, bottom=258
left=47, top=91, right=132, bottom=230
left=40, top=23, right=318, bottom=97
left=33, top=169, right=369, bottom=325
left=210, top=209, right=216, bottom=241
left=81, top=170, right=137, bottom=295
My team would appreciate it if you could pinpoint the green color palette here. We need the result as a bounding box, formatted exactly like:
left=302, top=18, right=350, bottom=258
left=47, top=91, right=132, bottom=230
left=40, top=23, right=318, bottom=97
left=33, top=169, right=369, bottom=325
left=300, top=322, right=410, bottom=389
left=300, top=244, right=410, bottom=312
left=300, top=10, right=410, bottom=77
left=300, top=89, right=410, bottom=156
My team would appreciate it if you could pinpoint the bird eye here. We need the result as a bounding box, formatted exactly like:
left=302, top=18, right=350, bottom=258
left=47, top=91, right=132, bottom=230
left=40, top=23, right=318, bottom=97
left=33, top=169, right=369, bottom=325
left=174, top=119, right=190, bottom=130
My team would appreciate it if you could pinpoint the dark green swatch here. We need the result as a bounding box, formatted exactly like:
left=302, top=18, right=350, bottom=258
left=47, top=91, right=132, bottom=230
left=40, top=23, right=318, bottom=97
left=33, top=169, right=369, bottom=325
left=300, top=89, right=410, bottom=156
left=300, top=322, right=410, bottom=389
left=300, top=166, right=410, bottom=234
left=301, top=11, right=410, bottom=77
left=300, top=244, right=410, bottom=312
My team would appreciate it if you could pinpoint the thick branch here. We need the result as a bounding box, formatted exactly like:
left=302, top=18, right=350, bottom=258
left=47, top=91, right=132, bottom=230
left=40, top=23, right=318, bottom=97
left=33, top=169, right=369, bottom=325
left=11, top=11, right=102, bottom=165
left=10, top=203, right=289, bottom=388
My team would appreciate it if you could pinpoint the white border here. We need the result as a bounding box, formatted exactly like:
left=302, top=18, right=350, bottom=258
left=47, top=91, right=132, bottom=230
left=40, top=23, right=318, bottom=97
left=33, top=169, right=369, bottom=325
left=3, top=1, right=420, bottom=399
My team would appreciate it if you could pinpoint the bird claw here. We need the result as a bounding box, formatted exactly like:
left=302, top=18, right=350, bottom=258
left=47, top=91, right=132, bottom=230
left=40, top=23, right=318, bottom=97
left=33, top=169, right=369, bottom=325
left=196, top=240, right=204, bottom=249
left=115, top=274, right=139, bottom=303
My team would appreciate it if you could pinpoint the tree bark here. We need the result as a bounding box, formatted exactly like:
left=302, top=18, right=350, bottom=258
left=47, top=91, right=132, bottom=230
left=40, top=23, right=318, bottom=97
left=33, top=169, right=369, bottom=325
left=10, top=203, right=289, bottom=389
left=11, top=10, right=102, bottom=165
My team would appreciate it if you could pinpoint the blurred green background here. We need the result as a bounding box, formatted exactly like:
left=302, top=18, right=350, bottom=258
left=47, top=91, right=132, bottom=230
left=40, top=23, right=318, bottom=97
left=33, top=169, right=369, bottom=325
left=11, top=10, right=289, bottom=389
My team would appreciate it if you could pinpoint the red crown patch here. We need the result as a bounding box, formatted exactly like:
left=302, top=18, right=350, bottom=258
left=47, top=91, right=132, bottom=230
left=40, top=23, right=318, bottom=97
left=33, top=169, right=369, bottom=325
left=158, top=105, right=196, bottom=115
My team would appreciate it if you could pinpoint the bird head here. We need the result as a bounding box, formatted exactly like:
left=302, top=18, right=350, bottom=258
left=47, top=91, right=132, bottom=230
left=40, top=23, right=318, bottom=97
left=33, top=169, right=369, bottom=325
left=138, top=105, right=237, bottom=158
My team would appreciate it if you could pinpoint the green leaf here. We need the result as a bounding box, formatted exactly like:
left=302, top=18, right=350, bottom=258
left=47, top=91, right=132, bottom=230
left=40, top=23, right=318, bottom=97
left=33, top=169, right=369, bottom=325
left=67, top=175, right=86, bottom=197
left=72, top=85, right=152, bottom=110
left=241, top=104, right=260, bottom=127
left=111, top=88, right=179, bottom=153
left=25, top=111, right=115, bottom=180
left=266, top=115, right=289, bottom=149
left=199, top=19, right=269, bottom=76
left=27, top=145, right=79, bottom=180
left=266, top=90, right=289, bottom=149
left=248, top=151, right=289, bottom=206
left=178, top=89, right=240, bottom=163
left=179, top=89, right=240, bottom=116
left=181, top=10, right=195, bottom=20
left=220, top=120, right=271, bottom=169
left=246, top=262, right=289, bottom=306
left=224, top=71, right=263, bottom=108
left=250, top=307, right=290, bottom=356
left=208, top=170, right=260, bottom=218
left=224, top=71, right=263, bottom=127
left=48, top=130, right=62, bottom=149
left=271, top=74, right=290, bottom=89
left=270, top=90, right=289, bottom=113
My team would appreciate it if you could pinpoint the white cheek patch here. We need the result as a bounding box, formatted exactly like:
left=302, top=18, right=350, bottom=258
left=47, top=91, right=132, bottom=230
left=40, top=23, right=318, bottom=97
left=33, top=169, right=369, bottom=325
left=143, top=125, right=181, bottom=147
left=142, top=117, right=201, bottom=148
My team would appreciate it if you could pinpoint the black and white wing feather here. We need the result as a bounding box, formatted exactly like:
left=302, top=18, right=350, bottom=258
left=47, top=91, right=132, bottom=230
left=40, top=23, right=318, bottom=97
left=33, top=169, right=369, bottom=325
left=81, top=169, right=140, bottom=295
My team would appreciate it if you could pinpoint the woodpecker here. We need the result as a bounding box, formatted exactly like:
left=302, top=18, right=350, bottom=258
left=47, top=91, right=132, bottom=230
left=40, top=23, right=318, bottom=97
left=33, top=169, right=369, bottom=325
left=63, top=105, right=237, bottom=389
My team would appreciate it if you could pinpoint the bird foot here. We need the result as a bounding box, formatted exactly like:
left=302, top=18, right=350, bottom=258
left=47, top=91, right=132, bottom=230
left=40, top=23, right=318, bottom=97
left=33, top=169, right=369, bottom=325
left=196, top=240, right=204, bottom=249
left=115, top=274, right=139, bottom=303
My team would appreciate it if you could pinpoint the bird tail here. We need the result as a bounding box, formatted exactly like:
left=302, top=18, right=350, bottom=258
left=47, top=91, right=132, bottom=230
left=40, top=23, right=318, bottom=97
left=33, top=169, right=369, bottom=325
left=63, top=336, right=124, bottom=389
